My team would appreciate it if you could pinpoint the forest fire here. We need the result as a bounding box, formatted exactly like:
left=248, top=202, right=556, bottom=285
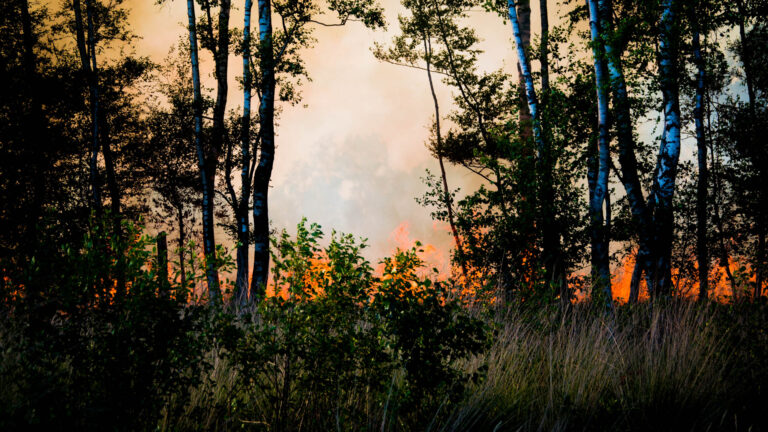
left=261, top=221, right=489, bottom=303
left=3, top=0, right=768, bottom=428
left=386, top=221, right=449, bottom=278
left=609, top=251, right=755, bottom=303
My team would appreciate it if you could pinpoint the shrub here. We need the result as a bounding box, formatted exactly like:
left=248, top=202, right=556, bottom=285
left=0, top=216, right=213, bottom=431
left=214, top=220, right=490, bottom=431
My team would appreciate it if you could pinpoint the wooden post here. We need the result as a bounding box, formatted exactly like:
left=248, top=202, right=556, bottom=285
left=157, top=231, right=169, bottom=290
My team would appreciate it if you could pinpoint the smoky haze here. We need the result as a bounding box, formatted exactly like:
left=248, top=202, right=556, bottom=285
left=127, top=0, right=559, bottom=264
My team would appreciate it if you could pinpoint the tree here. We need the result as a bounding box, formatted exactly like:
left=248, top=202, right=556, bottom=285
left=249, top=0, right=386, bottom=298
left=585, top=0, right=613, bottom=306
left=507, top=0, right=563, bottom=298
left=183, top=0, right=228, bottom=300
left=649, top=0, right=683, bottom=296
left=70, top=0, right=122, bottom=221
left=236, top=0, right=254, bottom=303
left=373, top=0, right=470, bottom=279
left=689, top=0, right=709, bottom=300
left=145, top=47, right=203, bottom=292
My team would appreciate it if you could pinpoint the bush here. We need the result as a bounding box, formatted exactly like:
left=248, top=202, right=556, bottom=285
left=0, top=216, right=212, bottom=431
left=211, top=220, right=490, bottom=431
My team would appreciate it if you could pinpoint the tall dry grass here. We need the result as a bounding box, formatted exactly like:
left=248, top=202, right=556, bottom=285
left=440, top=301, right=739, bottom=431
left=160, top=300, right=764, bottom=431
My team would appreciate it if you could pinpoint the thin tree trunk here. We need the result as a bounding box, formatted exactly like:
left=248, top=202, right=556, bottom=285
left=597, top=0, right=655, bottom=296
left=539, top=0, right=563, bottom=302
left=651, top=0, right=682, bottom=297
left=72, top=0, right=102, bottom=213
left=539, top=0, right=549, bottom=93
left=235, top=0, right=254, bottom=304
left=508, top=0, right=559, bottom=296
left=693, top=29, right=709, bottom=300
left=85, top=0, right=120, bottom=221
left=709, top=109, right=738, bottom=298
left=736, top=0, right=765, bottom=298
left=423, top=36, right=469, bottom=280
left=186, top=0, right=220, bottom=301
left=251, top=0, right=276, bottom=298
left=514, top=0, right=538, bottom=288
left=586, top=0, right=613, bottom=308
left=20, top=0, right=46, bottom=251
left=208, top=0, right=230, bottom=301
left=157, top=231, right=169, bottom=290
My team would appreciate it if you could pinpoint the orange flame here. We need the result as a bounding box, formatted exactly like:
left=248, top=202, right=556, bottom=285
left=608, top=251, right=755, bottom=303
left=385, top=221, right=449, bottom=279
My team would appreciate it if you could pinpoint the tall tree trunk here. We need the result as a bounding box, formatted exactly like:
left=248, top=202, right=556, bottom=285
left=539, top=0, right=549, bottom=93
left=586, top=0, right=613, bottom=308
left=514, top=0, right=538, bottom=288
left=423, top=36, right=469, bottom=280
left=251, top=0, right=276, bottom=298
left=693, top=29, right=709, bottom=300
left=708, top=105, right=738, bottom=298
left=508, top=0, right=558, bottom=296
left=651, top=0, right=682, bottom=297
left=597, top=0, right=655, bottom=299
left=195, top=0, right=231, bottom=302
left=235, top=0, right=254, bottom=304
left=20, top=0, right=46, bottom=252
left=84, top=0, right=126, bottom=297
left=85, top=0, right=120, bottom=221
left=538, top=0, right=563, bottom=303
left=209, top=0, right=230, bottom=301
left=736, top=0, right=765, bottom=298
left=72, top=0, right=102, bottom=213
left=186, top=0, right=220, bottom=301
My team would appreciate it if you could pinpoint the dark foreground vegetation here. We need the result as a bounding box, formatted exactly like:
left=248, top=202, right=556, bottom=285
left=2, top=220, right=768, bottom=431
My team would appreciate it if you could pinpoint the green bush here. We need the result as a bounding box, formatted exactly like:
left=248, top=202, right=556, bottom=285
left=214, top=220, right=490, bottom=431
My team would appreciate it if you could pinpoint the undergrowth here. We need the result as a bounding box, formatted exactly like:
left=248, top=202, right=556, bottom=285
left=2, top=218, right=767, bottom=431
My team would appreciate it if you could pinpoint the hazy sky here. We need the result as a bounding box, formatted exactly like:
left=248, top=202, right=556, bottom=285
left=123, top=0, right=708, bottom=284
left=125, top=0, right=553, bottom=264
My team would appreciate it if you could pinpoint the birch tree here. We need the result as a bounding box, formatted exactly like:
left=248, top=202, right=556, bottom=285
left=649, top=0, right=683, bottom=296
left=222, top=0, right=254, bottom=303
left=249, top=0, right=386, bottom=298
left=585, top=0, right=613, bottom=305
left=183, top=0, right=219, bottom=298
left=507, top=0, right=564, bottom=296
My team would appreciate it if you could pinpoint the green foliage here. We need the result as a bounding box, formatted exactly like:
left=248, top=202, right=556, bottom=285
left=211, top=219, right=490, bottom=431
left=374, top=245, right=490, bottom=419
left=0, top=215, right=212, bottom=431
